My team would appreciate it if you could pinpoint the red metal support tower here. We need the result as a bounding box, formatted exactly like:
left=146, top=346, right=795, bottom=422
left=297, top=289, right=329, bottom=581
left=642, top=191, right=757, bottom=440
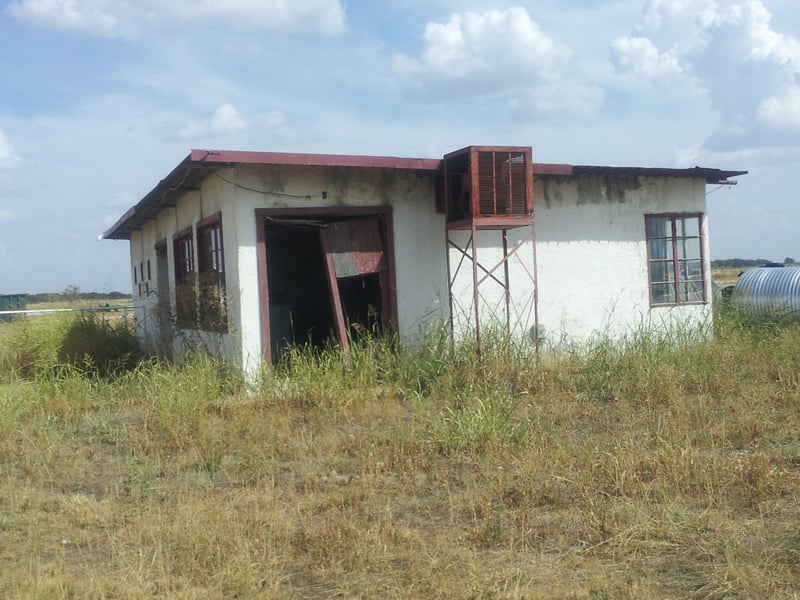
left=442, top=146, right=539, bottom=353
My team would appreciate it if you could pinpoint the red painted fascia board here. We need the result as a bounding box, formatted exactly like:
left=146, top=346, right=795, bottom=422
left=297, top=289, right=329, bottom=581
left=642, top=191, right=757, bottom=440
left=190, top=149, right=442, bottom=171
left=190, top=149, right=575, bottom=175
left=101, top=147, right=743, bottom=241
left=532, top=163, right=573, bottom=176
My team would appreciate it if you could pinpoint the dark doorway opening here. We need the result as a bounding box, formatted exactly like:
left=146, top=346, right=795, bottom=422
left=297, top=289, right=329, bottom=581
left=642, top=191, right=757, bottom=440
left=265, top=220, right=333, bottom=360
left=258, top=208, right=396, bottom=363
left=337, top=273, right=383, bottom=341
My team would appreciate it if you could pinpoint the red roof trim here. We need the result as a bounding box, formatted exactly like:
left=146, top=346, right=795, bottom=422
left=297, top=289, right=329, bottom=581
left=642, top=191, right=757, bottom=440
left=187, top=150, right=744, bottom=182
left=188, top=149, right=580, bottom=176
left=190, top=149, right=442, bottom=171
left=100, top=148, right=746, bottom=241
left=532, top=163, right=573, bottom=176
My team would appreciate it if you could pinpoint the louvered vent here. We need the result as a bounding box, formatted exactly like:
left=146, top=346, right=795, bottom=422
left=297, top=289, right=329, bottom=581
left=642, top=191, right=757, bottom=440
left=442, top=146, right=533, bottom=223
left=477, top=150, right=529, bottom=216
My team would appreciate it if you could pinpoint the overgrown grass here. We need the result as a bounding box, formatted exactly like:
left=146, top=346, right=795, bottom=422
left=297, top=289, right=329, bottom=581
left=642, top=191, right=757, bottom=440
left=0, top=311, right=140, bottom=380
left=1, top=313, right=799, bottom=598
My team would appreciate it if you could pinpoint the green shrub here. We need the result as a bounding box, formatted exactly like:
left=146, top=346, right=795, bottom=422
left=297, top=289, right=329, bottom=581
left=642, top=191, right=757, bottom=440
left=57, top=312, right=141, bottom=377
left=0, top=315, right=71, bottom=380
left=0, top=312, right=142, bottom=381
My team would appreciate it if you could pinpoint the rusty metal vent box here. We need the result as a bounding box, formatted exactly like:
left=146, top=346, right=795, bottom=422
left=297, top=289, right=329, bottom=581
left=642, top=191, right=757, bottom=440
left=442, top=146, right=534, bottom=224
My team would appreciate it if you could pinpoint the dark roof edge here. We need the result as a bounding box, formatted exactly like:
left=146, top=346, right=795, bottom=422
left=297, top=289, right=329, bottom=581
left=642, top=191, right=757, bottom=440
left=567, top=165, right=748, bottom=184
left=100, top=150, right=748, bottom=240
left=101, top=154, right=195, bottom=240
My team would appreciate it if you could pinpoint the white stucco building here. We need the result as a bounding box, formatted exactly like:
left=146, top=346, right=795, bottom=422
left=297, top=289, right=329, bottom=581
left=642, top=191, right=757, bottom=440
left=102, top=146, right=745, bottom=374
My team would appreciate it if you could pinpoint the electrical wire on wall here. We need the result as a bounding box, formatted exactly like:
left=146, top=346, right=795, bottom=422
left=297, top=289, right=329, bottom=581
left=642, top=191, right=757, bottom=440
left=156, top=167, right=194, bottom=209
left=214, top=172, right=323, bottom=200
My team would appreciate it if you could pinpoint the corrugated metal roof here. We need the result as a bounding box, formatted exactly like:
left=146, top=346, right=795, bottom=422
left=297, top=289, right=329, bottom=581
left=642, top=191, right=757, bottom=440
left=570, top=165, right=748, bottom=183
left=101, top=149, right=747, bottom=240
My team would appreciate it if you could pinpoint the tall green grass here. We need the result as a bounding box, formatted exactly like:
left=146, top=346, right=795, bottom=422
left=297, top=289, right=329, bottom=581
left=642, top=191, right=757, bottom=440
left=0, top=312, right=141, bottom=380
left=1, top=311, right=799, bottom=597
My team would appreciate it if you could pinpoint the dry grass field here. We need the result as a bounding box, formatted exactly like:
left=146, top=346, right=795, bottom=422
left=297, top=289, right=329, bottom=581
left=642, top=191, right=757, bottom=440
left=711, top=267, right=744, bottom=287
left=0, top=311, right=799, bottom=598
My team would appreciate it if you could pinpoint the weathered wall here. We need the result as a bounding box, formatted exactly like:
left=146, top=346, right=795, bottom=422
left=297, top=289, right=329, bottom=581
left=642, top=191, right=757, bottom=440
left=129, top=184, right=232, bottom=362
left=128, top=165, right=714, bottom=374
left=132, top=164, right=445, bottom=371
left=229, top=164, right=447, bottom=371
left=446, top=226, right=538, bottom=342
left=535, top=175, right=711, bottom=343
left=447, top=174, right=712, bottom=345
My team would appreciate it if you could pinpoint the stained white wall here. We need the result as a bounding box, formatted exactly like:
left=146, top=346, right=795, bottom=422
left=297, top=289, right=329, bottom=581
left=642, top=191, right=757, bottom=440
left=227, top=164, right=447, bottom=371
left=536, top=175, right=712, bottom=344
left=129, top=185, right=232, bottom=361
left=128, top=166, right=714, bottom=375
left=128, top=229, right=154, bottom=348
left=446, top=227, right=538, bottom=342
left=447, top=175, right=712, bottom=346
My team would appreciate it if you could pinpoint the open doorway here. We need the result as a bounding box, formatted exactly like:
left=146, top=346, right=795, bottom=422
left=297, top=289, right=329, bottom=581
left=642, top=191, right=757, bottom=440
left=264, top=220, right=335, bottom=359
left=256, top=207, right=397, bottom=363
left=336, top=273, right=383, bottom=337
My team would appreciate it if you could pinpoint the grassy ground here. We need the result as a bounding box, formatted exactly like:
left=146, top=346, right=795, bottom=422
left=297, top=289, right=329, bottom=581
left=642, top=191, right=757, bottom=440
left=711, top=267, right=744, bottom=287
left=711, top=265, right=800, bottom=288
left=0, top=312, right=799, bottom=598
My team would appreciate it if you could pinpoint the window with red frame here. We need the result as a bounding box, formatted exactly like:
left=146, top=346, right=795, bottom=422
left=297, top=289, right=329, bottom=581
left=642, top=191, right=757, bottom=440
left=645, top=213, right=706, bottom=305
left=173, top=228, right=196, bottom=327
left=197, top=214, right=227, bottom=331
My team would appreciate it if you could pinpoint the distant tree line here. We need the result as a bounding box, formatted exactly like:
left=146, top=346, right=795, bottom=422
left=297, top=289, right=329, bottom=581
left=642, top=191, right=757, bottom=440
left=25, top=290, right=132, bottom=304
left=711, top=257, right=795, bottom=268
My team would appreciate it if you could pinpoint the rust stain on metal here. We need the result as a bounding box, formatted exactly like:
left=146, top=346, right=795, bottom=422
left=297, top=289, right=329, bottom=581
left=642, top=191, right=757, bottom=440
left=321, top=217, right=386, bottom=278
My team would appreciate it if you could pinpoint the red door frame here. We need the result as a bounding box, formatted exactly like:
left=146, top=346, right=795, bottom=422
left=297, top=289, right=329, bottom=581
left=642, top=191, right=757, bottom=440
left=255, top=206, right=397, bottom=364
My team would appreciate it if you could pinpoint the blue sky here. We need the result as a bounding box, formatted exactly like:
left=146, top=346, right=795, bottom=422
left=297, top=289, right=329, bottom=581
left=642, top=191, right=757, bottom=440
left=0, top=0, right=799, bottom=293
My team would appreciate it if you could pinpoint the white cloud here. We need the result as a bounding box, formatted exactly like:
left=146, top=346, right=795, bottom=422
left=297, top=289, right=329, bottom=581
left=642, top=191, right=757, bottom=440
left=638, top=0, right=718, bottom=50
left=8, top=0, right=117, bottom=36
left=612, top=0, right=800, bottom=81
left=612, top=0, right=800, bottom=150
left=0, top=129, right=21, bottom=170
left=719, top=0, right=800, bottom=65
left=395, top=7, right=567, bottom=91
left=157, top=0, right=346, bottom=35
left=7, top=0, right=346, bottom=37
left=209, top=104, right=248, bottom=134
left=695, top=1, right=800, bottom=141
left=609, top=0, right=715, bottom=83
left=255, top=110, right=298, bottom=142
left=510, top=80, right=605, bottom=119
left=609, top=36, right=683, bottom=78
left=393, top=6, right=602, bottom=117
left=177, top=104, right=249, bottom=141
left=758, top=87, right=800, bottom=130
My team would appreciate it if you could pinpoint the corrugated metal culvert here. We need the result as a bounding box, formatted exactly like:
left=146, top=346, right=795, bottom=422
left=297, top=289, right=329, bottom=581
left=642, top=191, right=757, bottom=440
left=731, top=267, right=800, bottom=321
